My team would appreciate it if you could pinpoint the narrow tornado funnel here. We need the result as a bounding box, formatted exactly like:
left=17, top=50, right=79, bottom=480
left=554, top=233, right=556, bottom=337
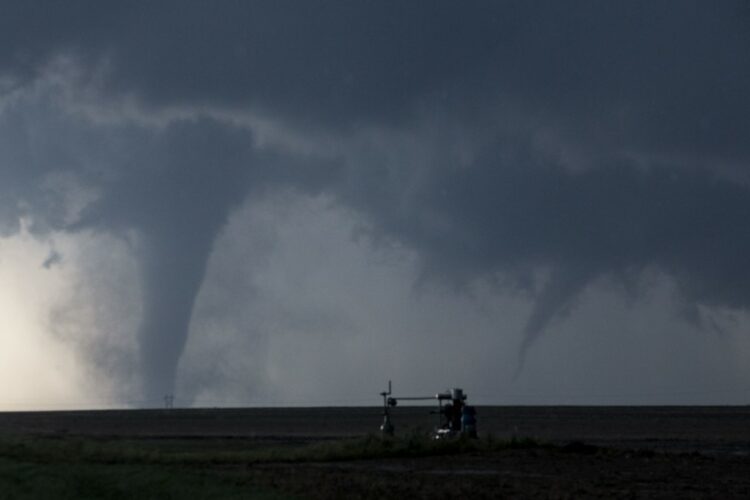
left=96, top=119, right=256, bottom=405
left=137, top=226, right=215, bottom=404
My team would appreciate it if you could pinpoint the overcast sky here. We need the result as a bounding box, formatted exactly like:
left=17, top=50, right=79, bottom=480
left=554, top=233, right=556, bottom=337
left=1, top=1, right=750, bottom=409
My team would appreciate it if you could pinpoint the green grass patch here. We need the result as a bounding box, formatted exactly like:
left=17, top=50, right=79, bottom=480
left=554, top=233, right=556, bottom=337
left=0, top=433, right=558, bottom=499
left=0, top=456, right=290, bottom=500
left=0, top=432, right=551, bottom=467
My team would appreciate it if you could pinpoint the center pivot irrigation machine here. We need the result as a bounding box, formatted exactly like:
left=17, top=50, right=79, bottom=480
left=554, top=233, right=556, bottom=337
left=379, top=381, right=477, bottom=439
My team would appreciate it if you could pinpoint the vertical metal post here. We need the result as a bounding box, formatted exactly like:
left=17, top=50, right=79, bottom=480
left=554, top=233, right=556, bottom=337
left=380, top=380, right=394, bottom=436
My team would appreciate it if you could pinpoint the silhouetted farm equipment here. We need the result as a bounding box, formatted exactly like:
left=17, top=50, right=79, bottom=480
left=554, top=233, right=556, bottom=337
left=379, top=381, right=477, bottom=439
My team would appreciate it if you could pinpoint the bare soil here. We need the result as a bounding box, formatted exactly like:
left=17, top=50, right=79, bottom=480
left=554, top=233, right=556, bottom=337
left=242, top=447, right=750, bottom=499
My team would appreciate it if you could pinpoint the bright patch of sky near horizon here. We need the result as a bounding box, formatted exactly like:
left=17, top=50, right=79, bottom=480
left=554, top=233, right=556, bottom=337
left=0, top=226, right=95, bottom=409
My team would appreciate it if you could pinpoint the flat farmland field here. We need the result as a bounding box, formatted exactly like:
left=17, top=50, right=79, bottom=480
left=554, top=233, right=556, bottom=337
left=1, top=406, right=750, bottom=498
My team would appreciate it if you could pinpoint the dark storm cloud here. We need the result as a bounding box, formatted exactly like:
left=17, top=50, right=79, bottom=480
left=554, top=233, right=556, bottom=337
left=1, top=1, right=749, bottom=395
left=341, top=143, right=750, bottom=354
left=5, top=1, right=747, bottom=136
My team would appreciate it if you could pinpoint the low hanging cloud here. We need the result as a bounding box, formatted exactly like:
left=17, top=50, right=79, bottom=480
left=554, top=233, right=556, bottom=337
left=1, top=1, right=749, bottom=402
